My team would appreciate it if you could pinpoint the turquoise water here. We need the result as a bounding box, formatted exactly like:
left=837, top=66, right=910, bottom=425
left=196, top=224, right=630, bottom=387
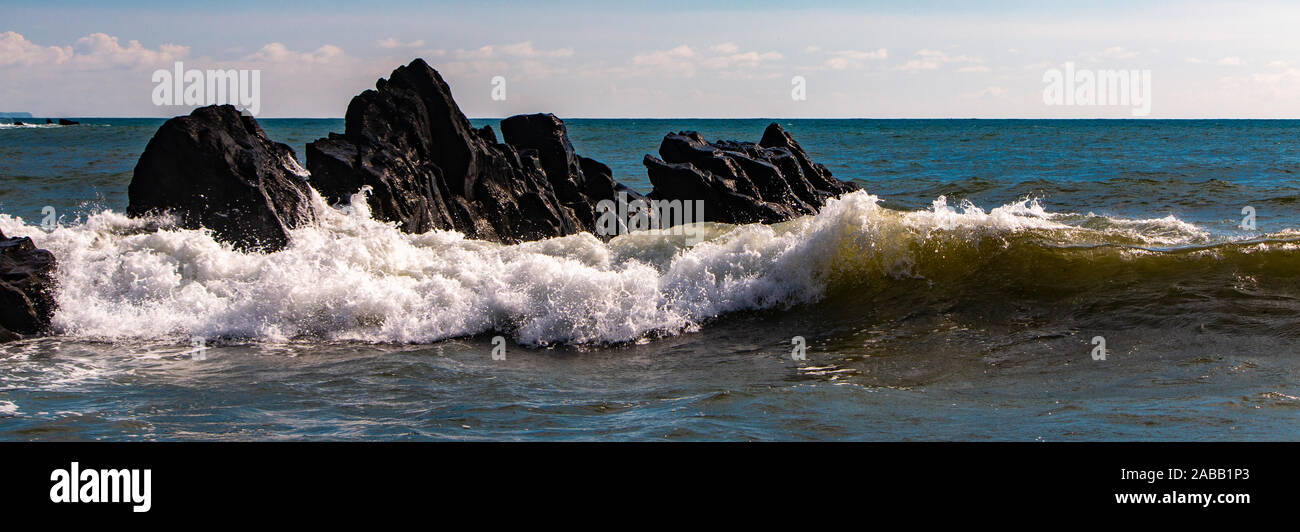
left=2, top=118, right=1299, bottom=440
left=6, top=118, right=1300, bottom=231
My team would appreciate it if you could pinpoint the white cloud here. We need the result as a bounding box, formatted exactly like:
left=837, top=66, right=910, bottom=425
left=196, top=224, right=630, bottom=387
left=712, top=42, right=740, bottom=54
left=629, top=44, right=783, bottom=78
left=9, top=5, right=1300, bottom=120
left=0, top=31, right=190, bottom=70
left=898, top=49, right=979, bottom=72
left=630, top=45, right=697, bottom=77
left=668, top=45, right=695, bottom=58
left=1219, top=67, right=1300, bottom=101
left=377, top=37, right=425, bottom=49
left=1217, top=56, right=1244, bottom=66
left=449, top=41, right=572, bottom=65
left=1, top=31, right=189, bottom=71
left=438, top=59, right=510, bottom=76
left=702, top=50, right=782, bottom=69
left=0, top=31, right=72, bottom=67
left=839, top=49, right=889, bottom=61
left=247, top=43, right=343, bottom=64
left=455, top=45, right=495, bottom=59
left=436, top=43, right=575, bottom=83
left=69, top=33, right=189, bottom=69
left=1102, top=46, right=1138, bottom=59
left=0, top=32, right=385, bottom=117
left=1079, top=46, right=1140, bottom=63
left=500, top=41, right=574, bottom=58
left=898, top=59, right=939, bottom=72
left=963, top=86, right=1007, bottom=99
left=819, top=48, right=888, bottom=70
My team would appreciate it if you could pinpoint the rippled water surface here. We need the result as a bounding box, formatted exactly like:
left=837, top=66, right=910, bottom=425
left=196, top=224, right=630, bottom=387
left=2, top=118, right=1299, bottom=440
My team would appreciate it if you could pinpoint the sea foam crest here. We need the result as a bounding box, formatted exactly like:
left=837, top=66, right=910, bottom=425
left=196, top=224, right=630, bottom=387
left=0, top=189, right=1212, bottom=346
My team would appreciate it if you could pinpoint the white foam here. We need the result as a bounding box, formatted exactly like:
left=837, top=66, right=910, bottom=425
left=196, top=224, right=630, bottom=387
left=0, top=190, right=1213, bottom=346
left=1081, top=212, right=1210, bottom=245
left=0, top=123, right=61, bottom=129
left=907, top=196, right=1067, bottom=234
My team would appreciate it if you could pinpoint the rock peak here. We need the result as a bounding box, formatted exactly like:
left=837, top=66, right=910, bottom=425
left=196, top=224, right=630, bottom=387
left=644, top=124, right=858, bottom=224
left=128, top=60, right=862, bottom=253
left=127, top=105, right=317, bottom=252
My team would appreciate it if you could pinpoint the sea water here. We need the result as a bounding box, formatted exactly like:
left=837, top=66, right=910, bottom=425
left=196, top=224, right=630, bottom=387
left=1, top=118, right=1299, bottom=440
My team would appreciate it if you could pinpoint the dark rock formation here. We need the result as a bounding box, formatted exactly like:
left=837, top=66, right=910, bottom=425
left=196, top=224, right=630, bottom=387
left=500, top=113, right=643, bottom=231
left=0, top=229, right=57, bottom=341
left=642, top=123, right=858, bottom=224
left=759, top=123, right=858, bottom=197
left=44, top=119, right=53, bottom=124
left=127, top=105, right=316, bottom=252
left=12, top=121, right=24, bottom=126
left=58, top=119, right=78, bottom=126
left=307, top=59, right=608, bottom=243
left=126, top=59, right=858, bottom=253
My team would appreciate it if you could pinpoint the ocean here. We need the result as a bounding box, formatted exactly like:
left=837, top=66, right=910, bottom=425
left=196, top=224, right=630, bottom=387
left=2, top=118, right=1299, bottom=440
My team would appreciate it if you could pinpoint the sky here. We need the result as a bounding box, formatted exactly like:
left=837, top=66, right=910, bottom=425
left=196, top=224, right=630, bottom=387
left=2, top=0, right=1299, bottom=118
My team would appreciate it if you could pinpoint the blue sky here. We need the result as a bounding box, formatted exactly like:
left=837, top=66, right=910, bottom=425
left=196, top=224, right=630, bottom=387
left=3, top=1, right=1299, bottom=117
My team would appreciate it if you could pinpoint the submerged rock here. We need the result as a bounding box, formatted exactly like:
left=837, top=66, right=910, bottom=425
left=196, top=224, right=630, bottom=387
left=127, top=105, right=316, bottom=252
left=307, top=59, right=598, bottom=243
left=58, top=119, right=78, bottom=126
left=0, top=229, right=57, bottom=341
left=643, top=123, right=859, bottom=224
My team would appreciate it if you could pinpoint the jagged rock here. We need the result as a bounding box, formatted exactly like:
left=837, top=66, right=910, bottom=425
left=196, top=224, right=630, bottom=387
left=643, top=123, right=858, bottom=224
left=500, top=113, right=643, bottom=231
left=758, top=123, right=857, bottom=197
left=58, top=119, right=78, bottom=126
left=307, top=59, right=603, bottom=243
left=127, top=105, right=316, bottom=252
left=0, top=228, right=57, bottom=341
left=127, top=59, right=855, bottom=252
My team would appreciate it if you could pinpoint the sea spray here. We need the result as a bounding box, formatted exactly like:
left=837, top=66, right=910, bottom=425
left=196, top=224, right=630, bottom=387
left=0, top=189, right=1290, bottom=347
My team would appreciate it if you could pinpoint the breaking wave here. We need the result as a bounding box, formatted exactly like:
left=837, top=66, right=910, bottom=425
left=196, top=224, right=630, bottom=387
left=2, top=189, right=1297, bottom=346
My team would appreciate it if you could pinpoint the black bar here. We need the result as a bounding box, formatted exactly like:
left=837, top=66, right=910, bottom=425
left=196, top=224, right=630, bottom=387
left=2, top=442, right=1291, bottom=519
